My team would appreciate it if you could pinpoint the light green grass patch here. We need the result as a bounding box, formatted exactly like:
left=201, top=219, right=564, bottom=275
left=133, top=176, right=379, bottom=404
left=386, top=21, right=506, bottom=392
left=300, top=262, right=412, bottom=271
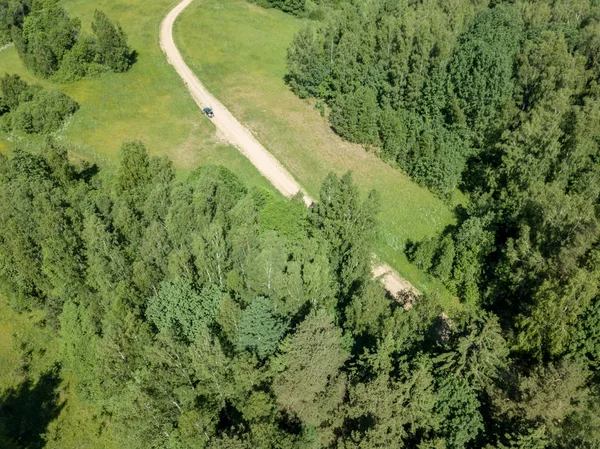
left=0, top=297, right=121, bottom=448
left=0, top=300, right=59, bottom=390
left=175, top=0, right=459, bottom=306
left=0, top=0, right=277, bottom=193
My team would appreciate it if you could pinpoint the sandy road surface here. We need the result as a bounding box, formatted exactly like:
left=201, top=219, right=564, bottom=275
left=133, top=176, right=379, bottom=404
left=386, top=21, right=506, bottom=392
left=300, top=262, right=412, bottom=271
left=160, top=0, right=312, bottom=206
left=160, top=0, right=419, bottom=301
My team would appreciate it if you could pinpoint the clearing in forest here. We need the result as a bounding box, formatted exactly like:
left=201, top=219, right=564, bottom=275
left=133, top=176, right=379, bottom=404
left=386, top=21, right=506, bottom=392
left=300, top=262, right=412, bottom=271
left=174, top=0, right=458, bottom=305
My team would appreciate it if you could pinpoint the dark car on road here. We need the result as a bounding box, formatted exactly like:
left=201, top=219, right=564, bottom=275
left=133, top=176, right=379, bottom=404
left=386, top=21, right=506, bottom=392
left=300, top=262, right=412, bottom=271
left=203, top=107, right=214, bottom=118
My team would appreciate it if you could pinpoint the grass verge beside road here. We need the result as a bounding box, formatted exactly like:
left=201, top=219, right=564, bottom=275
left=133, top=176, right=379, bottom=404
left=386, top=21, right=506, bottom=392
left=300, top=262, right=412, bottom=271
left=174, top=0, right=460, bottom=308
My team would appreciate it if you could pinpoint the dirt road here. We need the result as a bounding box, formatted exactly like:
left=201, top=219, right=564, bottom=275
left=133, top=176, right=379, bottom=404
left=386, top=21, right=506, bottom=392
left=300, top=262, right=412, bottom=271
left=160, top=0, right=419, bottom=301
left=160, top=0, right=312, bottom=206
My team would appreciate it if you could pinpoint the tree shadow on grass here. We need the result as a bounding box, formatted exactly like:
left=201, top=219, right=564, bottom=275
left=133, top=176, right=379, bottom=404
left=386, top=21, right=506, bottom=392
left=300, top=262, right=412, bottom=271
left=0, top=366, right=64, bottom=449
left=129, top=50, right=138, bottom=67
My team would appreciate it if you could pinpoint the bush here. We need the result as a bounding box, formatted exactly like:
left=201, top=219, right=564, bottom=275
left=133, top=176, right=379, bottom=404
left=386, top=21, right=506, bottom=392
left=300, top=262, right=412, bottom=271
left=54, top=36, right=107, bottom=82
left=9, top=2, right=132, bottom=80
left=0, top=73, right=33, bottom=112
left=0, top=74, right=78, bottom=134
left=268, top=0, right=306, bottom=15
left=16, top=1, right=80, bottom=77
left=0, top=0, right=31, bottom=45
left=7, top=89, right=78, bottom=133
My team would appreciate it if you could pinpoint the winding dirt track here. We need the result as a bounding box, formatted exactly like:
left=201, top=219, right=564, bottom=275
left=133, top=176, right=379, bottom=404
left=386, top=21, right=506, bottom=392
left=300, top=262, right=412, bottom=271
left=160, top=0, right=312, bottom=206
left=160, top=0, right=419, bottom=300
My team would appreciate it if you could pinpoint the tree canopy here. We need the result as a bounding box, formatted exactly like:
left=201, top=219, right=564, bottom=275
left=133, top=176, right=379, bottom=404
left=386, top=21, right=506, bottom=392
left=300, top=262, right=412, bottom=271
left=2, top=0, right=600, bottom=446
left=0, top=139, right=599, bottom=448
left=4, top=0, right=133, bottom=80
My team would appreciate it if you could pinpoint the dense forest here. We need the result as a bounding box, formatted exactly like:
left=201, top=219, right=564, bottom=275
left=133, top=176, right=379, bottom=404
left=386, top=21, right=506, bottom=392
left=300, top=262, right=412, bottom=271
left=281, top=0, right=600, bottom=447
left=0, top=139, right=598, bottom=448
left=286, top=0, right=600, bottom=365
left=286, top=0, right=600, bottom=196
left=0, top=0, right=132, bottom=80
left=1, top=0, right=600, bottom=447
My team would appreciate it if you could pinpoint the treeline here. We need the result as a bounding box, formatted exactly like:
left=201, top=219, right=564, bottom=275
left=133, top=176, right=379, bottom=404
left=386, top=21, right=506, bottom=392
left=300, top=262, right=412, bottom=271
left=407, top=13, right=600, bottom=363
left=1, top=0, right=132, bottom=81
left=1, top=142, right=599, bottom=448
left=0, top=73, right=78, bottom=133
left=285, top=0, right=600, bottom=197
left=252, top=0, right=342, bottom=20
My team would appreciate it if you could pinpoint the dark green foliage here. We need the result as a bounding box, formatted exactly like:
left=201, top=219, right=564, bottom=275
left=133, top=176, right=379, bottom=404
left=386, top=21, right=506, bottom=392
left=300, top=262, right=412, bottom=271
left=399, top=12, right=600, bottom=446
left=431, top=235, right=455, bottom=283
left=54, top=36, right=107, bottom=81
left=448, top=5, right=523, bottom=137
left=146, top=279, right=222, bottom=343
left=572, top=298, right=600, bottom=369
left=7, top=1, right=132, bottom=80
left=408, top=118, right=470, bottom=196
left=5, top=88, right=78, bottom=133
left=0, top=74, right=78, bottom=134
left=91, top=9, right=131, bottom=73
left=267, top=0, right=305, bottom=15
left=434, top=374, right=483, bottom=448
left=1, top=138, right=600, bottom=447
left=15, top=0, right=80, bottom=77
left=0, top=0, right=31, bottom=45
left=409, top=237, right=438, bottom=272
left=272, top=308, right=348, bottom=433
left=285, top=25, right=327, bottom=98
left=0, top=73, right=30, bottom=111
left=116, top=140, right=152, bottom=193
left=312, top=171, right=379, bottom=299
left=236, top=296, right=286, bottom=359
left=330, top=86, right=380, bottom=145
left=285, top=0, right=480, bottom=195
left=436, top=313, right=509, bottom=391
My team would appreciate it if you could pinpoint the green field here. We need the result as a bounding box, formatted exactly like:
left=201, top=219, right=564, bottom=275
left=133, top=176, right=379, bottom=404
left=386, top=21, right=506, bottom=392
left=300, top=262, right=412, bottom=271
left=0, top=0, right=276, bottom=191
left=174, top=0, right=458, bottom=302
left=0, top=0, right=457, bottom=300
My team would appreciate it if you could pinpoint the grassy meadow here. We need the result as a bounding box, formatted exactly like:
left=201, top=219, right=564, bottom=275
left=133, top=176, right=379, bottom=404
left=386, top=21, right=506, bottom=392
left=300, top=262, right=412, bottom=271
left=174, top=0, right=459, bottom=304
left=0, top=0, right=276, bottom=190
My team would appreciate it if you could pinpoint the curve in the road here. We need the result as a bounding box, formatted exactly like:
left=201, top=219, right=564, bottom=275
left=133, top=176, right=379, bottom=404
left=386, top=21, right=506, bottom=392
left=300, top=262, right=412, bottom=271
left=160, top=0, right=419, bottom=301
left=160, top=0, right=312, bottom=206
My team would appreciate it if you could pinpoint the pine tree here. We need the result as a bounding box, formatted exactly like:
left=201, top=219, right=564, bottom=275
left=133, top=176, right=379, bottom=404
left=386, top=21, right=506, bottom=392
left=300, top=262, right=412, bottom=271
left=272, top=309, right=348, bottom=432
left=91, top=9, right=131, bottom=73
left=236, top=296, right=286, bottom=359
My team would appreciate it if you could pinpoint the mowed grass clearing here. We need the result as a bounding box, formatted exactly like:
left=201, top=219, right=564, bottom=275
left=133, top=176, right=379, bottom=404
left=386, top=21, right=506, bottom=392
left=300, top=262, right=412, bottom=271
left=175, top=0, right=458, bottom=304
left=0, top=0, right=276, bottom=192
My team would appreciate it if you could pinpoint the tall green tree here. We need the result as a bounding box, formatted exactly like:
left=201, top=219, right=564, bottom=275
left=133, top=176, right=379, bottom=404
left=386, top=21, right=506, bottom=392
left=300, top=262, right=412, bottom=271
left=312, top=171, right=378, bottom=301
left=236, top=296, right=286, bottom=359
left=91, top=9, right=131, bottom=73
left=272, top=308, right=348, bottom=437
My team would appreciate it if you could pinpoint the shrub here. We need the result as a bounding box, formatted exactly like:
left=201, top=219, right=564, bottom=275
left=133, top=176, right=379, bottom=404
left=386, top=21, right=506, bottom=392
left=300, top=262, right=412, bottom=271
left=0, top=74, right=78, bottom=134
left=7, top=89, right=78, bottom=133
